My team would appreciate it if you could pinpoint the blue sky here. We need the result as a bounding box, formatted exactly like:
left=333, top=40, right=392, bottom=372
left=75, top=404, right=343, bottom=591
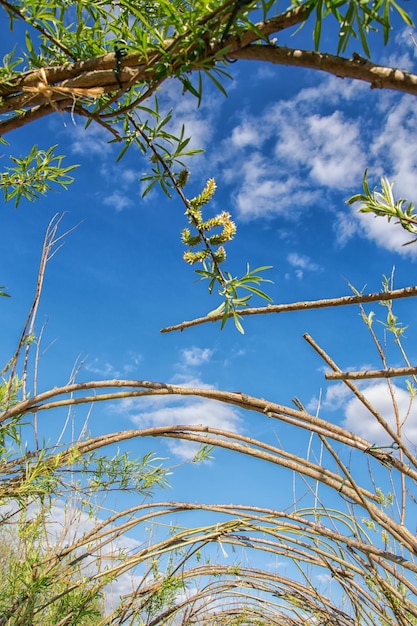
left=2, top=3, right=417, bottom=605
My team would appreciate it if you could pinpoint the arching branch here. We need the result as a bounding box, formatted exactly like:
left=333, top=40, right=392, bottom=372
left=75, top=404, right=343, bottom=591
left=227, top=44, right=417, bottom=96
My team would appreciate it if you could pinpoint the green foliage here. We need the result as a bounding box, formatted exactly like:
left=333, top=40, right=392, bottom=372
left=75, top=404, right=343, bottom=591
left=299, top=0, right=413, bottom=55
left=181, top=178, right=273, bottom=332
left=80, top=450, right=171, bottom=495
left=192, top=443, right=214, bottom=463
left=0, top=521, right=105, bottom=626
left=199, top=262, right=273, bottom=333
left=347, top=171, right=417, bottom=245
left=0, top=145, right=78, bottom=207
left=145, top=565, right=185, bottom=621
left=138, top=116, right=204, bottom=198
left=378, top=273, right=408, bottom=338
left=0, top=47, right=23, bottom=85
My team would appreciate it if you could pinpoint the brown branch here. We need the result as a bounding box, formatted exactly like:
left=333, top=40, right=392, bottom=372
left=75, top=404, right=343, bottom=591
left=0, top=5, right=307, bottom=99
left=0, top=52, right=144, bottom=98
left=161, top=285, right=417, bottom=333
left=326, top=365, right=417, bottom=381
left=38, top=422, right=417, bottom=554
left=3, top=376, right=417, bottom=483
left=227, top=44, right=417, bottom=96
left=304, top=332, right=417, bottom=472
left=2, top=3, right=417, bottom=138
left=0, top=100, right=70, bottom=134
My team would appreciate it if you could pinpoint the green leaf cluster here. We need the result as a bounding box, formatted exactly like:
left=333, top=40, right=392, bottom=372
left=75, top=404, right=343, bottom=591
left=0, top=144, right=78, bottom=207
left=80, top=450, right=171, bottom=496
left=347, top=171, right=417, bottom=245
left=200, top=263, right=273, bottom=333
left=300, top=0, right=413, bottom=56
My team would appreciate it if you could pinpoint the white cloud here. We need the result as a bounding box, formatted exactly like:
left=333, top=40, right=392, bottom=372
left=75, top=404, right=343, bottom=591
left=288, top=74, right=367, bottom=107
left=333, top=210, right=359, bottom=247
left=230, top=120, right=264, bottom=149
left=307, top=383, right=351, bottom=414
left=218, top=75, right=368, bottom=221
left=275, top=110, right=365, bottom=189
left=343, top=382, right=417, bottom=446
left=85, top=358, right=120, bottom=378
left=123, top=394, right=242, bottom=460
left=68, top=123, right=112, bottom=157
left=214, top=63, right=417, bottom=259
left=287, top=252, right=320, bottom=279
left=370, top=96, right=417, bottom=201
left=85, top=353, right=142, bottom=378
left=119, top=168, right=137, bottom=184
left=181, top=346, right=214, bottom=367
left=230, top=152, right=318, bottom=221
left=102, top=190, right=133, bottom=212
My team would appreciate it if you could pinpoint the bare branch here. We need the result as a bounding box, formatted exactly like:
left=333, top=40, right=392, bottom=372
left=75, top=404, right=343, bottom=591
left=161, top=284, right=417, bottom=332
left=228, top=45, right=417, bottom=96
left=326, top=365, right=417, bottom=380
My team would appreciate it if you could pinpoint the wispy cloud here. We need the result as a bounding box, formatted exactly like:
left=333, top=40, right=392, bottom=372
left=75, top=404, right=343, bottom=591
left=180, top=346, right=214, bottom=367
left=230, top=120, right=264, bottom=149
left=209, top=62, right=417, bottom=257
left=102, top=190, right=133, bottom=212
left=229, top=152, right=318, bottom=221
left=85, top=353, right=142, bottom=378
left=286, top=252, right=321, bottom=279
left=274, top=109, right=365, bottom=189
left=370, top=96, right=417, bottom=200
left=333, top=210, right=360, bottom=248
left=67, top=123, right=113, bottom=157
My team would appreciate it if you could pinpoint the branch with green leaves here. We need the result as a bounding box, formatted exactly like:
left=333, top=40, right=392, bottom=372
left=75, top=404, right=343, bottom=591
left=124, top=113, right=273, bottom=332
left=0, top=0, right=414, bottom=137
left=0, top=143, right=78, bottom=207
left=347, top=171, right=417, bottom=245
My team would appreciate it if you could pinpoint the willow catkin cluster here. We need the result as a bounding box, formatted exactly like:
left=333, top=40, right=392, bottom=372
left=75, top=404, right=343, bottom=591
left=182, top=178, right=236, bottom=265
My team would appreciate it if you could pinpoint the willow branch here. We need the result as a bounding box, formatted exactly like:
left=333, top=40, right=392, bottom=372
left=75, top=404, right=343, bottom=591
left=228, top=44, right=417, bottom=96
left=304, top=332, right=417, bottom=472
left=2, top=3, right=417, bottom=137
left=161, top=285, right=417, bottom=332
left=326, top=365, right=417, bottom=380
left=3, top=376, right=416, bottom=480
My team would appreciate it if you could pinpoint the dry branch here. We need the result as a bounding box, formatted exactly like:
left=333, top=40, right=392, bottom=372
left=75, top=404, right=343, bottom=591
left=161, top=285, right=417, bottom=332
left=326, top=365, right=417, bottom=380
left=3, top=376, right=416, bottom=480
left=304, top=332, right=417, bottom=471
